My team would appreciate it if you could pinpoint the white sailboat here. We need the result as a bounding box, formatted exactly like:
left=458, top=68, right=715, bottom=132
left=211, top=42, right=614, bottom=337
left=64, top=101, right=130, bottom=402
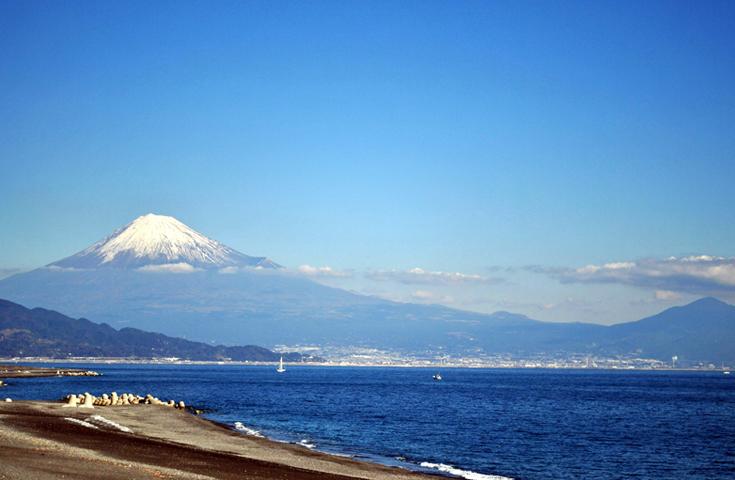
left=433, top=357, right=445, bottom=381
left=276, top=356, right=286, bottom=373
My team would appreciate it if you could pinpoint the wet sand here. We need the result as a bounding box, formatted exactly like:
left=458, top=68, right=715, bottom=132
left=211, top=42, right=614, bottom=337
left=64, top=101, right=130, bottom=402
left=0, top=400, right=432, bottom=480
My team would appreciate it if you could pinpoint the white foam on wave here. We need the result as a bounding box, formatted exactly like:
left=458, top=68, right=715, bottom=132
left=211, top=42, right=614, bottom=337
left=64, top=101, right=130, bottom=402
left=64, top=417, right=99, bottom=429
left=297, top=439, right=316, bottom=449
left=234, top=421, right=264, bottom=437
left=419, top=462, right=513, bottom=480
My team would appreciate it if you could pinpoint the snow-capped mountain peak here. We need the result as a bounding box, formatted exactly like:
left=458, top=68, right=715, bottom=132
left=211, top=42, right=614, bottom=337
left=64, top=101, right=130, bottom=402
left=96, top=214, right=224, bottom=264
left=49, top=213, right=280, bottom=270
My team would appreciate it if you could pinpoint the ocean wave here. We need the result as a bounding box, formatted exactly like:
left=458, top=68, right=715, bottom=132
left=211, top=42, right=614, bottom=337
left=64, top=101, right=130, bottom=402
left=233, top=421, right=264, bottom=437
left=297, top=439, right=316, bottom=449
left=419, top=462, right=513, bottom=480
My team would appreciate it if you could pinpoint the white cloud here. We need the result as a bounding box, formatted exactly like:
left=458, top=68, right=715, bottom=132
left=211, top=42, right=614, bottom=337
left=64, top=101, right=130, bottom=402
left=137, top=262, right=201, bottom=273
left=297, top=265, right=351, bottom=278
left=218, top=266, right=240, bottom=274
left=216, top=265, right=273, bottom=274
left=654, top=290, right=681, bottom=301
left=410, top=289, right=455, bottom=304
left=537, top=255, right=735, bottom=294
left=411, top=289, right=434, bottom=300
left=366, top=267, right=504, bottom=285
left=44, top=265, right=88, bottom=272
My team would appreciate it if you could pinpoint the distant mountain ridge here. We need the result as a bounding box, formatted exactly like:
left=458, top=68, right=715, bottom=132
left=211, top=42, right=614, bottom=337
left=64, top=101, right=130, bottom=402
left=0, top=214, right=733, bottom=363
left=0, top=298, right=303, bottom=361
left=600, top=297, right=735, bottom=361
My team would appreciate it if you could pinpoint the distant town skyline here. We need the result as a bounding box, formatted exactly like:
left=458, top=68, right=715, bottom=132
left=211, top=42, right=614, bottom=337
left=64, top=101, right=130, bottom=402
left=2, top=0, right=734, bottom=324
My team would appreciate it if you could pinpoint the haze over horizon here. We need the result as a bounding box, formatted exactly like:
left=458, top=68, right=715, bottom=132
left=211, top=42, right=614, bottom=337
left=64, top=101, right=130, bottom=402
left=2, top=0, right=734, bottom=325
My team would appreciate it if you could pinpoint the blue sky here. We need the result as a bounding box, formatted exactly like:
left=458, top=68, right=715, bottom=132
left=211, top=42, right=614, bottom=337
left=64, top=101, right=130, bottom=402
left=1, top=0, right=734, bottom=323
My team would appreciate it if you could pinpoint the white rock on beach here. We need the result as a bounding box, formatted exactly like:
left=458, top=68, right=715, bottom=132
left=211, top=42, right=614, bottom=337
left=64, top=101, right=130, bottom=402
left=62, top=394, right=79, bottom=408
left=4, top=398, right=11, bottom=403
left=79, top=393, right=95, bottom=409
left=65, top=417, right=99, bottom=429
left=86, top=415, right=133, bottom=433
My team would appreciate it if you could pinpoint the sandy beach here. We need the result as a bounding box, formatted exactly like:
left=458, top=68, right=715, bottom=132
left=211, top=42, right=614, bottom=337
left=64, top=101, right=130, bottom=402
left=0, top=364, right=433, bottom=479
left=0, top=398, right=434, bottom=480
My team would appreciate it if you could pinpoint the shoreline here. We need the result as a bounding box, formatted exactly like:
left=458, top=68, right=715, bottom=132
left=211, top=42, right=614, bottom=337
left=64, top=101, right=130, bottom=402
left=0, top=364, right=441, bottom=480
left=0, top=363, right=514, bottom=480
left=0, top=357, right=727, bottom=372
left=0, top=399, right=435, bottom=480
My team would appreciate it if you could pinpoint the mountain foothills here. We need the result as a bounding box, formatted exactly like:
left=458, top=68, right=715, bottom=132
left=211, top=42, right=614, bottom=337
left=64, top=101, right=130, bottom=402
left=0, top=214, right=733, bottom=363
left=0, top=299, right=303, bottom=361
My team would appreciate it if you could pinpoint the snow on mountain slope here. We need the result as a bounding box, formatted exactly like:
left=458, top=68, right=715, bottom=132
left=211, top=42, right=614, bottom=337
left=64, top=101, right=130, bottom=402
left=49, top=213, right=280, bottom=270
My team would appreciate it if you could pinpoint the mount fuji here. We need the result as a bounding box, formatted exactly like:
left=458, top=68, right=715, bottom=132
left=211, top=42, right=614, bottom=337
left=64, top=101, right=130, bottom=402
left=50, top=213, right=279, bottom=270
left=0, top=214, right=733, bottom=363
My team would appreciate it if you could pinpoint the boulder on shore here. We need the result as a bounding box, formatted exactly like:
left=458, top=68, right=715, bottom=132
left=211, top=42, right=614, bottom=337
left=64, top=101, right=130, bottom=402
left=79, top=393, right=95, bottom=409
left=62, top=394, right=79, bottom=408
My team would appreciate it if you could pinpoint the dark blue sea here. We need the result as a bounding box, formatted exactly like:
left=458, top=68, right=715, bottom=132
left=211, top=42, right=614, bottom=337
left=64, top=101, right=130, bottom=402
left=3, top=365, right=734, bottom=480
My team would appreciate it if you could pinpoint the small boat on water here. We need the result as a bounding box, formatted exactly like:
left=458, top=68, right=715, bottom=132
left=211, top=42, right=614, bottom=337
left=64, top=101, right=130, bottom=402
left=276, top=356, right=286, bottom=373
left=724, top=371, right=731, bottom=375
left=433, top=372, right=442, bottom=381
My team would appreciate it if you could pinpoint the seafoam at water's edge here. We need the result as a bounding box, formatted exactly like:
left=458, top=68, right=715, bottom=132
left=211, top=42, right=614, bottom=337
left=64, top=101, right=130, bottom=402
left=420, top=462, right=514, bottom=480
left=232, top=419, right=510, bottom=480
left=233, top=421, right=263, bottom=437
left=298, top=438, right=316, bottom=449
